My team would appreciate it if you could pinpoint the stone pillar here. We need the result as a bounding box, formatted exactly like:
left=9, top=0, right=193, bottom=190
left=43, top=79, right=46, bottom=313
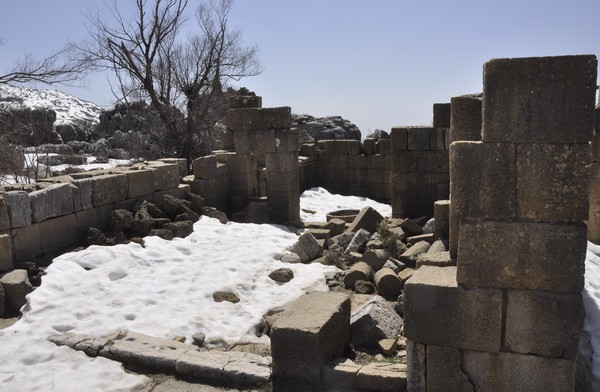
left=405, top=55, right=597, bottom=391
left=223, top=95, right=262, bottom=150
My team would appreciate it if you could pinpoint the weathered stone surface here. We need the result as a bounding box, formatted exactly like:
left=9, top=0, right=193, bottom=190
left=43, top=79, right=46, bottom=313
left=121, top=168, right=155, bottom=198
left=482, top=55, right=597, bottom=144
left=73, top=178, right=93, bottom=210
left=269, top=268, right=294, bottom=283
left=344, top=229, right=370, bottom=255
left=316, top=139, right=362, bottom=155
left=450, top=94, right=482, bottom=143
left=399, top=219, right=423, bottom=236
left=91, top=174, right=128, bottom=207
left=346, top=207, right=383, bottom=233
left=11, top=223, right=41, bottom=261
left=428, top=239, right=448, bottom=253
left=374, top=268, right=402, bottom=300
left=0, top=269, right=33, bottom=311
left=271, top=292, right=350, bottom=391
left=505, top=289, right=583, bottom=360
left=0, top=197, right=9, bottom=232
left=4, top=191, right=31, bottom=228
left=0, top=234, right=13, bottom=272
left=288, top=232, right=323, bottom=263
left=457, top=220, right=587, bottom=293
left=450, top=141, right=516, bottom=221
left=76, top=204, right=113, bottom=235
left=227, top=106, right=291, bottom=132
left=147, top=161, right=180, bottom=191
left=356, top=362, right=408, bottom=391
left=517, top=143, right=591, bottom=222
left=363, top=249, right=391, bottom=271
left=404, top=266, right=502, bottom=352
left=344, top=262, right=373, bottom=290
left=406, top=340, right=426, bottom=392
left=0, top=282, right=4, bottom=317
left=244, top=201, right=270, bottom=224
left=433, top=200, right=450, bottom=240
left=192, top=155, right=217, bottom=179
left=228, top=95, right=262, bottom=109
left=398, top=241, right=430, bottom=267
left=350, top=295, right=402, bottom=349
left=427, top=345, right=474, bottom=392
left=462, top=350, right=577, bottom=392
left=408, top=127, right=432, bottom=151
left=407, top=233, right=434, bottom=245
left=28, top=183, right=73, bottom=223
left=327, top=218, right=346, bottom=236
left=40, top=214, right=79, bottom=254
left=163, top=221, right=193, bottom=238
left=433, top=103, right=451, bottom=128
left=327, top=231, right=354, bottom=249
left=416, top=251, right=453, bottom=268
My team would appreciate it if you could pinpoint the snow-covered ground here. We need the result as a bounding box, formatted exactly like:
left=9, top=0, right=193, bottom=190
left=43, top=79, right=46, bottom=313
left=0, top=84, right=102, bottom=125
left=0, top=187, right=390, bottom=392
left=300, top=187, right=392, bottom=222
left=583, top=243, right=600, bottom=386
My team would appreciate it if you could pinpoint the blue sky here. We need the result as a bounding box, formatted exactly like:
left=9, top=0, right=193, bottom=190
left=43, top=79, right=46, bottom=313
left=1, top=0, right=599, bottom=134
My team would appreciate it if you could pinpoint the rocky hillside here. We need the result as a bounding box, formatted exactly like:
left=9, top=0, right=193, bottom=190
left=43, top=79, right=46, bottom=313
left=293, top=114, right=361, bottom=142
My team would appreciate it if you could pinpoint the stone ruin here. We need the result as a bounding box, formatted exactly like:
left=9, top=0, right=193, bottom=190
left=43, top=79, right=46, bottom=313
left=0, top=54, right=599, bottom=391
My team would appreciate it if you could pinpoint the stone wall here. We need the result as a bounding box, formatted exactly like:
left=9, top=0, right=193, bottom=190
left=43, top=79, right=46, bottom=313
left=587, top=102, right=600, bottom=243
left=0, top=159, right=188, bottom=271
left=404, top=55, right=597, bottom=391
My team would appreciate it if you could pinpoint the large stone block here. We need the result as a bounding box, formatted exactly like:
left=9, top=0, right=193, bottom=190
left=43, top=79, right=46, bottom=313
left=226, top=106, right=291, bottom=131
left=40, top=215, right=80, bottom=254
left=73, top=178, right=93, bottom=210
left=76, top=204, right=114, bottom=234
left=482, top=55, right=597, bottom=143
left=406, top=340, right=426, bottom=392
left=120, top=168, right=155, bottom=198
left=391, top=127, right=408, bottom=152
left=430, top=128, right=447, bottom=150
left=449, top=94, right=482, bottom=143
left=316, top=140, right=362, bottom=155
left=450, top=141, right=516, bottom=220
left=504, top=289, right=583, bottom=360
left=4, top=191, right=31, bottom=228
left=234, top=129, right=276, bottom=155
left=433, top=103, right=451, bottom=128
left=275, top=128, right=299, bottom=153
left=146, top=161, right=180, bottom=191
left=427, top=345, right=474, bottom=392
left=11, top=223, right=41, bottom=261
left=403, top=265, right=502, bottom=352
left=0, top=233, right=13, bottom=272
left=159, top=158, right=188, bottom=178
left=29, top=183, right=73, bottom=223
left=91, top=174, right=128, bottom=207
left=0, top=197, right=10, bottom=231
left=517, top=143, right=591, bottom=222
left=407, top=127, right=432, bottom=151
left=462, top=350, right=576, bottom=392
left=346, top=206, right=384, bottom=235
left=271, top=292, right=350, bottom=391
left=457, top=220, right=587, bottom=293
left=265, top=152, right=298, bottom=172
left=0, top=269, right=33, bottom=312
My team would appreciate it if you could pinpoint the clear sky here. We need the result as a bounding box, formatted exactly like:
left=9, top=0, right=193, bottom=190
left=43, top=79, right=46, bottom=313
left=1, top=0, right=599, bottom=135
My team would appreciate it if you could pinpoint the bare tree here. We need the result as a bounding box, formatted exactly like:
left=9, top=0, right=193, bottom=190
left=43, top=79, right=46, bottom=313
left=80, top=0, right=260, bottom=166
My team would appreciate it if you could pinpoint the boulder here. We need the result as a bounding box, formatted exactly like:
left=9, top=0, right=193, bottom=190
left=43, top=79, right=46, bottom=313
left=149, top=229, right=174, bottom=241
left=354, top=280, right=376, bottom=294
left=85, top=227, right=107, bottom=246
left=288, top=232, right=323, bottom=263
left=157, top=194, right=188, bottom=220
left=109, top=209, right=134, bottom=232
left=130, top=205, right=154, bottom=237
left=163, top=221, right=193, bottom=238
left=0, top=269, right=33, bottom=312
left=269, top=268, right=294, bottom=283
left=350, top=295, right=403, bottom=349
left=213, top=291, right=240, bottom=303
left=201, top=207, right=229, bottom=224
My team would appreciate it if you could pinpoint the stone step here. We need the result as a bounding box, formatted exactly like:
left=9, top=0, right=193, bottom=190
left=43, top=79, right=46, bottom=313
left=322, top=358, right=407, bottom=391
left=48, top=331, right=271, bottom=388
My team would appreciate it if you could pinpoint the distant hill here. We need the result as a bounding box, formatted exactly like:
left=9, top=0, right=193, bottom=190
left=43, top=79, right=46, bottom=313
left=0, top=84, right=102, bottom=126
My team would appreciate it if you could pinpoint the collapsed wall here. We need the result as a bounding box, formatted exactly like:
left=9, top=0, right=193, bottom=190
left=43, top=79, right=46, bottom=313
left=404, top=55, right=597, bottom=391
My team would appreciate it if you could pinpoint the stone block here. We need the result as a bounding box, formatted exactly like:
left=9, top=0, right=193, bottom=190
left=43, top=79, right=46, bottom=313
left=505, top=289, right=583, bottom=360
left=595, top=104, right=600, bottom=130
left=517, top=143, right=591, bottom=222
left=91, top=174, right=128, bottom=207
left=76, top=204, right=113, bottom=234
left=40, top=214, right=79, bottom=254
left=159, top=157, right=187, bottom=178
left=407, top=233, right=435, bottom=245
left=430, top=128, right=447, bottom=150
left=73, top=178, right=93, bottom=210
left=346, top=206, right=384, bottom=235
left=363, top=138, right=376, bottom=155
left=228, top=95, right=262, bottom=109
left=0, top=269, right=33, bottom=311
left=350, top=295, right=402, bottom=349
left=450, top=141, right=516, bottom=221
left=4, top=191, right=31, bottom=228
left=299, top=143, right=317, bottom=157
left=457, top=220, right=586, bottom=293
left=275, top=128, right=298, bottom=153
left=316, top=139, right=362, bottom=155
left=462, top=350, right=577, bottom=392
left=29, top=183, right=73, bottom=223
left=265, top=152, right=298, bottom=172
left=433, top=103, right=451, bottom=128
left=355, top=362, right=408, bottom=391
left=398, top=241, right=430, bottom=268
left=407, top=127, right=432, bottom=151
left=391, top=127, right=408, bottom=152
left=0, top=233, right=13, bottom=272
left=403, top=266, right=503, bottom=351
left=416, top=251, right=453, bottom=268
left=234, top=129, right=276, bottom=155
left=227, top=106, right=291, bottom=131
left=482, top=55, right=597, bottom=143
left=427, top=345, right=475, bottom=392
left=0, top=197, right=10, bottom=231
left=146, top=161, right=180, bottom=191
left=433, top=200, right=450, bottom=240
left=271, top=292, right=350, bottom=391
left=287, top=232, right=323, bottom=263
left=11, top=223, right=41, bottom=261
left=379, top=139, right=391, bottom=155
left=192, top=155, right=217, bottom=179
left=450, top=94, right=482, bottom=143
left=406, top=340, right=426, bottom=392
